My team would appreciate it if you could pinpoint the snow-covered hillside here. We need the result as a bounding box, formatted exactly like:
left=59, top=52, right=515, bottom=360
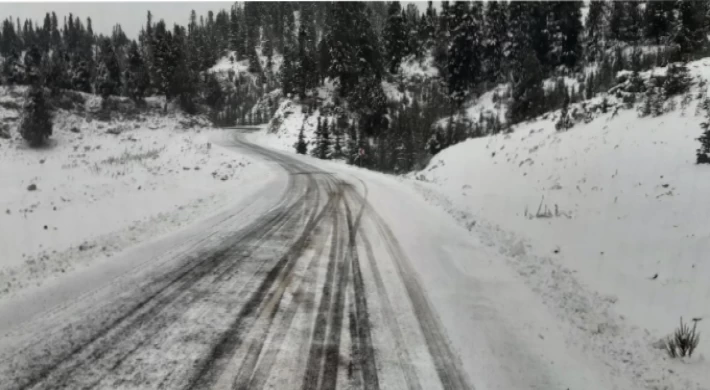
left=410, top=59, right=710, bottom=389
left=0, top=88, right=272, bottom=297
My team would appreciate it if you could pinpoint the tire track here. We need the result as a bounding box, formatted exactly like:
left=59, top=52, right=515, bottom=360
left=300, top=197, right=342, bottom=390
left=341, top=196, right=380, bottom=390
left=359, top=231, right=423, bottom=390
left=18, top=193, right=310, bottom=390
left=366, top=205, right=472, bottom=390
left=183, top=175, right=341, bottom=390
left=5, top=165, right=315, bottom=390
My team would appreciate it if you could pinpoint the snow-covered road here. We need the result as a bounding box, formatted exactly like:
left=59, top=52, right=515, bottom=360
left=0, top=128, right=631, bottom=390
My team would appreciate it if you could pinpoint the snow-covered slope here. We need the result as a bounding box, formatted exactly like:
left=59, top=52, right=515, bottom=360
left=410, top=59, right=710, bottom=389
left=0, top=88, right=273, bottom=297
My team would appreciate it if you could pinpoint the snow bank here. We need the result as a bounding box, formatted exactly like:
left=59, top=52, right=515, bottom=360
left=410, top=58, right=710, bottom=389
left=0, top=92, right=272, bottom=297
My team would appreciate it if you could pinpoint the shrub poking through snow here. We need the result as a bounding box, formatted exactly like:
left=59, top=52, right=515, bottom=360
left=664, top=317, right=700, bottom=358
left=19, top=86, right=53, bottom=147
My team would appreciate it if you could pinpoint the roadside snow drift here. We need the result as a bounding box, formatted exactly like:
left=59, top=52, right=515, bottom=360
left=412, top=60, right=710, bottom=389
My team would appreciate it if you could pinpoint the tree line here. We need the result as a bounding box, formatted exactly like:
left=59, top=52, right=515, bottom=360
left=2, top=2, right=710, bottom=167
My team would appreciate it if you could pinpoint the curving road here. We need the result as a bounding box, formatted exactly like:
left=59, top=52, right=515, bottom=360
left=0, top=128, right=472, bottom=390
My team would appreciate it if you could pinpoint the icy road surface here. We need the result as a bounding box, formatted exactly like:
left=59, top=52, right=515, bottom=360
left=0, top=128, right=623, bottom=390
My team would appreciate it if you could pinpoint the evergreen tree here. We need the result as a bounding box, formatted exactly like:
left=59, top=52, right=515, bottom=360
left=548, top=1, right=583, bottom=70
left=295, top=125, right=308, bottom=154
left=383, top=1, right=408, bottom=74
left=296, top=5, right=317, bottom=97
left=97, top=37, right=121, bottom=99
left=506, top=1, right=534, bottom=81
left=585, top=0, right=607, bottom=62
left=347, top=122, right=359, bottom=164
left=125, top=40, right=149, bottom=103
left=510, top=47, right=545, bottom=123
left=324, top=2, right=383, bottom=97
left=698, top=98, right=710, bottom=163
left=644, top=1, right=675, bottom=45
left=332, top=121, right=343, bottom=159
left=19, top=85, right=52, bottom=147
left=482, top=0, right=507, bottom=84
left=311, top=118, right=323, bottom=158
left=674, top=0, right=706, bottom=60
left=24, top=44, right=42, bottom=84
left=319, top=118, right=331, bottom=159
left=45, top=49, right=70, bottom=96
left=447, top=1, right=482, bottom=106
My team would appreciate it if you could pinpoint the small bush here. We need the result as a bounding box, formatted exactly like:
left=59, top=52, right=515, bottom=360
left=664, top=317, right=700, bottom=358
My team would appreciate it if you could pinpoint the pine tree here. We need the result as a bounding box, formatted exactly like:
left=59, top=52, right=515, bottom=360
left=447, top=1, right=482, bottom=106
left=332, top=120, right=343, bottom=159
left=548, top=1, right=583, bottom=70
left=324, top=2, right=383, bottom=98
left=674, top=0, right=706, bottom=60
left=311, top=117, right=323, bottom=158
left=644, top=1, right=675, bottom=45
left=97, top=37, right=121, bottom=100
left=20, top=85, right=52, bottom=147
left=125, top=40, right=149, bottom=104
left=383, top=1, right=408, bottom=74
left=698, top=98, right=710, bottom=163
left=482, top=0, right=507, bottom=84
left=347, top=122, right=359, bottom=164
left=506, top=2, right=534, bottom=82
left=585, top=0, right=607, bottom=62
left=296, top=6, right=317, bottom=97
left=45, top=49, right=70, bottom=96
left=291, top=124, right=307, bottom=155
left=319, top=118, right=331, bottom=159
left=24, top=44, right=42, bottom=84
left=510, top=47, right=545, bottom=123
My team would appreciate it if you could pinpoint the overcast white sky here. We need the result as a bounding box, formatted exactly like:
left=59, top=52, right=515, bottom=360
left=0, top=1, right=431, bottom=39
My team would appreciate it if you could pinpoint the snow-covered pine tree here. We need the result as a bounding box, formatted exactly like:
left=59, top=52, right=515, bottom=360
left=644, top=1, right=675, bottom=45
left=482, top=0, right=507, bottom=85
left=311, top=117, right=323, bottom=158
left=447, top=1, right=482, bottom=106
left=319, top=118, right=331, bottom=160
left=19, top=85, right=52, bottom=147
left=295, top=125, right=308, bottom=155
left=347, top=122, right=358, bottom=165
left=332, top=120, right=343, bottom=159
left=296, top=5, right=317, bottom=98
left=548, top=1, right=583, bottom=71
left=510, top=47, right=545, bottom=124
left=383, top=1, right=408, bottom=74
left=585, top=0, right=607, bottom=62
left=125, top=40, right=149, bottom=104
left=674, top=0, right=707, bottom=60
left=24, top=44, right=42, bottom=84
left=697, top=98, right=710, bottom=163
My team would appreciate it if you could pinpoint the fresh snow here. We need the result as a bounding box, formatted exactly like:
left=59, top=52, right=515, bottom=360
left=409, top=59, right=710, bottom=389
left=250, top=56, right=710, bottom=390
left=0, top=90, right=274, bottom=298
